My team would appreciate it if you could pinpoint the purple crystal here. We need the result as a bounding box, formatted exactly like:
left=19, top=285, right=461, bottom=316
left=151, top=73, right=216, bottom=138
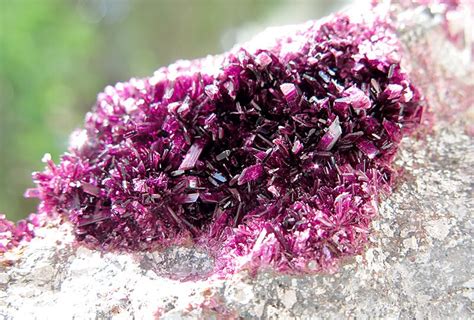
left=343, top=86, right=371, bottom=111
left=0, top=213, right=40, bottom=253
left=237, top=164, right=264, bottom=186
left=317, top=117, right=342, bottom=151
left=178, top=140, right=205, bottom=171
left=26, top=12, right=425, bottom=275
left=280, top=83, right=299, bottom=108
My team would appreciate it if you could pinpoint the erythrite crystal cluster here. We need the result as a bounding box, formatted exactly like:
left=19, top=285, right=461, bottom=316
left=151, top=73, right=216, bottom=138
left=23, top=13, right=424, bottom=275
left=0, top=214, right=39, bottom=253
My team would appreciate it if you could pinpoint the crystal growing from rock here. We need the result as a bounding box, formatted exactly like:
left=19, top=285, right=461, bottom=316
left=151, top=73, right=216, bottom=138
left=25, top=13, right=424, bottom=275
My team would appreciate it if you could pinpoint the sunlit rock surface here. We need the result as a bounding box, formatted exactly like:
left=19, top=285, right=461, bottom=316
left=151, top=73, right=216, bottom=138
left=1, top=1, right=473, bottom=319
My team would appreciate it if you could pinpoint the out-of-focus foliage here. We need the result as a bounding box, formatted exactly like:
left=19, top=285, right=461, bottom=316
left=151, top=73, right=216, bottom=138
left=1, top=0, right=98, bottom=221
left=0, top=0, right=342, bottom=221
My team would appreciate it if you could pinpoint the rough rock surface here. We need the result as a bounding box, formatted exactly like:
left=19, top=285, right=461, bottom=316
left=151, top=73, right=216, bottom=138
left=1, top=2, right=473, bottom=319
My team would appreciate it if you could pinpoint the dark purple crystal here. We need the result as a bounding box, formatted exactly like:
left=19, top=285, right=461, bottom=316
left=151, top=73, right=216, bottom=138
left=26, top=13, right=425, bottom=275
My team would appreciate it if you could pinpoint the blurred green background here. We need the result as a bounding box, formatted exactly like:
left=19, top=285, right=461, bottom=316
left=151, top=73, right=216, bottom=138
left=0, top=0, right=343, bottom=221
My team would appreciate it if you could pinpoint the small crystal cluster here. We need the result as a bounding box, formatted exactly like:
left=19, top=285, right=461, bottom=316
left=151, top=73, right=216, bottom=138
left=26, top=14, right=424, bottom=274
left=0, top=213, right=39, bottom=253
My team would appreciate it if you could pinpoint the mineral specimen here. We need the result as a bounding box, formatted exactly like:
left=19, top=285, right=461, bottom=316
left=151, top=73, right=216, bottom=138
left=19, top=12, right=427, bottom=275
left=0, top=214, right=38, bottom=253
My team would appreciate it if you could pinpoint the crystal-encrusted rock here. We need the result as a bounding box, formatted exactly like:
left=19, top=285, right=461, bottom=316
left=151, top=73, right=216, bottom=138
left=24, top=9, right=427, bottom=276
